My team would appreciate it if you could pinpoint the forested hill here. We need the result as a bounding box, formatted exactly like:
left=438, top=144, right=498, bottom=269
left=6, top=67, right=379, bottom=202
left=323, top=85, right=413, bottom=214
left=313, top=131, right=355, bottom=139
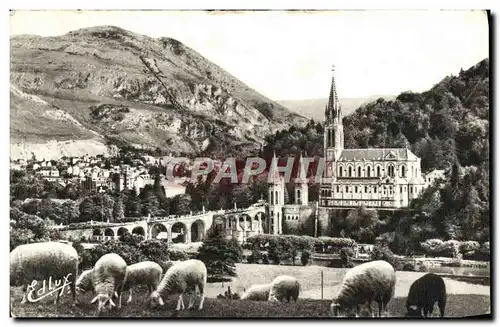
left=264, top=58, right=490, bottom=174
left=343, top=58, right=489, bottom=172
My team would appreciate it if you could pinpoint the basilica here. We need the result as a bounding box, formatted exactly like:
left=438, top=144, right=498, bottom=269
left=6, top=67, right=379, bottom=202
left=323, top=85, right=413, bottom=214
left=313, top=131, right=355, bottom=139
left=266, top=67, right=444, bottom=235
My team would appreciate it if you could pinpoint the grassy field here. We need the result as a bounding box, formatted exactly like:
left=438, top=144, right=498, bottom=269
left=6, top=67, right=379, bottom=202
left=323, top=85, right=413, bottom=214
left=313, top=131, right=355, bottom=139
left=10, top=263, right=491, bottom=318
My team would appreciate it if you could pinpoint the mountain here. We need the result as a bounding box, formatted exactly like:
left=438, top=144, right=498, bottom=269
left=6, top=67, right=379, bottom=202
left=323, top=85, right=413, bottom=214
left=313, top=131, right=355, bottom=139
left=10, top=25, right=307, bottom=160
left=278, top=95, right=396, bottom=121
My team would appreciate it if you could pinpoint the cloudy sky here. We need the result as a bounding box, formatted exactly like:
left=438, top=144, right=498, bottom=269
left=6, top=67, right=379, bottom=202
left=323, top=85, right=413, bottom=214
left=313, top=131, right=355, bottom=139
left=10, top=10, right=489, bottom=100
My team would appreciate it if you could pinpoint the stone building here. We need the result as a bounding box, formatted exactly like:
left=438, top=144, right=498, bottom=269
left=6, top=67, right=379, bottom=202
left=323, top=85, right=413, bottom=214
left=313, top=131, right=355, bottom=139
left=319, top=67, right=428, bottom=211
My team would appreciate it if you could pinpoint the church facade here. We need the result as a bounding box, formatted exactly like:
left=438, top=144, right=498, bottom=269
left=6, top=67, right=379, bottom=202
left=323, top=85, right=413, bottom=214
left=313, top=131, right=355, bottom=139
left=319, top=68, right=428, bottom=210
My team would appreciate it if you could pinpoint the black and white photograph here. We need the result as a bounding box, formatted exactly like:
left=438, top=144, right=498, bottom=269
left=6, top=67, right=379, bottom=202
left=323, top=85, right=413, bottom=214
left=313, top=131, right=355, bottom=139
left=8, top=8, right=491, bottom=319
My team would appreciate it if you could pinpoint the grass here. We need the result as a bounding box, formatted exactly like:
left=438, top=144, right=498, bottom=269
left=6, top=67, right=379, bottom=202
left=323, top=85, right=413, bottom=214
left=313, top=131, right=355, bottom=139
left=10, top=289, right=491, bottom=318
left=10, top=264, right=491, bottom=318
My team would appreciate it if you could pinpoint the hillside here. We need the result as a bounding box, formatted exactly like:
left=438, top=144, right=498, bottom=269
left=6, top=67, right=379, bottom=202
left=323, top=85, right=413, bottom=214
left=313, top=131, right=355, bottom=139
left=10, top=25, right=307, bottom=160
left=278, top=94, right=396, bottom=121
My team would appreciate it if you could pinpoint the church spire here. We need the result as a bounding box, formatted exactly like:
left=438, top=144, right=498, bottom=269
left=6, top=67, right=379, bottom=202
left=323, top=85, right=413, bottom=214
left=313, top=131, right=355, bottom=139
left=326, top=65, right=342, bottom=120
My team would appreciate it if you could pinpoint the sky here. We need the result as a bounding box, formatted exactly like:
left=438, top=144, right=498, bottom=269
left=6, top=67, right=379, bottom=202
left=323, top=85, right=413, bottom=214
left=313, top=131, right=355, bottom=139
left=9, top=10, right=489, bottom=100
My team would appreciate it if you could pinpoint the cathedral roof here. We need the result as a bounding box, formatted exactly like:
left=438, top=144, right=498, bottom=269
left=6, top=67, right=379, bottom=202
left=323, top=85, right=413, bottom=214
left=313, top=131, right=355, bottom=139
left=338, top=148, right=419, bottom=162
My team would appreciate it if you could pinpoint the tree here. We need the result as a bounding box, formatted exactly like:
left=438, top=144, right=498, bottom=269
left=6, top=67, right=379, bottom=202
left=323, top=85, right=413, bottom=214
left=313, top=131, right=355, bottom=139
left=79, top=197, right=95, bottom=222
left=232, top=183, right=252, bottom=209
left=344, top=205, right=381, bottom=244
left=196, top=228, right=242, bottom=282
left=140, top=186, right=160, bottom=217
left=300, top=250, right=311, bottom=266
left=113, top=196, right=125, bottom=221
left=61, top=200, right=80, bottom=225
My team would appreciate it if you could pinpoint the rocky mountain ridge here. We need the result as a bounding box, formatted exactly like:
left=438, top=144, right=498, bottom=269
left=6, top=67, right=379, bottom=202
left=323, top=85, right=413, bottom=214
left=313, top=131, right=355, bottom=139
left=10, top=25, right=307, bottom=160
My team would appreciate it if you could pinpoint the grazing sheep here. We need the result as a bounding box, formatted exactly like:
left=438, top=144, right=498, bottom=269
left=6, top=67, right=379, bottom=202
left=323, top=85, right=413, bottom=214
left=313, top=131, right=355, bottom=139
left=241, top=284, right=271, bottom=301
left=90, top=253, right=127, bottom=313
left=75, top=269, right=95, bottom=295
left=330, top=260, right=396, bottom=317
left=405, top=273, right=447, bottom=318
left=268, top=275, right=300, bottom=303
left=150, top=259, right=207, bottom=311
left=10, top=242, right=79, bottom=305
left=161, top=260, right=181, bottom=274
left=122, top=261, right=163, bottom=304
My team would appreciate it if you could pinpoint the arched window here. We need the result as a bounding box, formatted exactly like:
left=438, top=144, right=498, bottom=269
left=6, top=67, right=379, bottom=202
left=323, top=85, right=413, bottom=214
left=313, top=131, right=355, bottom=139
left=357, top=166, right=362, bottom=177
left=401, top=165, right=406, bottom=178
left=338, top=166, right=343, bottom=177
left=388, top=165, right=395, bottom=177
left=275, top=191, right=278, bottom=205
left=348, top=166, right=353, bottom=177
left=297, top=190, right=301, bottom=202
left=270, top=191, right=274, bottom=204
left=367, top=166, right=371, bottom=177
left=355, top=186, right=358, bottom=193
left=345, top=185, right=348, bottom=192
left=376, top=166, right=381, bottom=177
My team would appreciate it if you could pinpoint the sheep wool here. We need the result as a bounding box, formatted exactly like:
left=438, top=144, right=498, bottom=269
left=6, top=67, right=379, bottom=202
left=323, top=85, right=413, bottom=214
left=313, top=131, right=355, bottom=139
left=151, top=259, right=207, bottom=311
left=268, top=275, right=300, bottom=303
left=122, top=261, right=162, bottom=303
left=76, top=269, right=94, bottom=295
left=331, top=260, right=396, bottom=317
left=10, top=241, right=79, bottom=305
left=91, top=253, right=127, bottom=313
left=405, top=273, right=447, bottom=318
left=241, top=284, right=271, bottom=301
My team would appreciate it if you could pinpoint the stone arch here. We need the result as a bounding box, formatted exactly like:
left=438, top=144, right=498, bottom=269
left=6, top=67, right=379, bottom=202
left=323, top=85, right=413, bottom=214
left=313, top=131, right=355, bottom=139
left=131, top=226, right=145, bottom=237
left=387, top=164, right=395, bottom=177
left=375, top=164, right=382, bottom=177
left=93, top=229, right=102, bottom=236
left=171, top=222, right=187, bottom=243
left=191, top=220, right=205, bottom=242
left=117, top=227, right=128, bottom=238
left=347, top=165, right=354, bottom=177
left=104, top=228, right=114, bottom=237
left=366, top=164, right=373, bottom=177
left=338, top=165, right=344, bottom=177
left=400, top=164, right=407, bottom=178
left=150, top=223, right=168, bottom=239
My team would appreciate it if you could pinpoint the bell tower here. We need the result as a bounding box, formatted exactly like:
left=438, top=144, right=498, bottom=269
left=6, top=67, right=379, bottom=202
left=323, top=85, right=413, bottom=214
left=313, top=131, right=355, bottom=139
left=323, top=65, right=344, bottom=178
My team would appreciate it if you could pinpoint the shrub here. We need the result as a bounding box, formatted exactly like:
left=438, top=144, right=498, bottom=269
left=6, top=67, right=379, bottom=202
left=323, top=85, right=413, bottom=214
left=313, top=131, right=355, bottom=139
left=420, top=239, right=444, bottom=255
left=300, top=250, right=311, bottom=266
left=401, top=261, right=428, bottom=272
left=340, top=247, right=355, bottom=268
left=247, top=249, right=262, bottom=264
left=262, top=253, right=270, bottom=264
left=371, top=246, right=396, bottom=266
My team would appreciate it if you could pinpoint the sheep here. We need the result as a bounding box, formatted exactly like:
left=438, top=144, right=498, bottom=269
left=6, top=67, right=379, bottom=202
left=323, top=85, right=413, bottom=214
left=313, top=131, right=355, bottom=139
left=268, top=275, right=300, bottom=303
left=90, top=253, right=127, bottom=313
left=122, top=261, right=162, bottom=304
left=241, top=284, right=271, bottom=301
left=150, top=259, right=207, bottom=312
left=330, top=260, right=396, bottom=318
left=405, top=273, right=447, bottom=318
left=161, top=260, right=181, bottom=274
left=10, top=241, right=79, bottom=305
left=75, top=269, right=95, bottom=296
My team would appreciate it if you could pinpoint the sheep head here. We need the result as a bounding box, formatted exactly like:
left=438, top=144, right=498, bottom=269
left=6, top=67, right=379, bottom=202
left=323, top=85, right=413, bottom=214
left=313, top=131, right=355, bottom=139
left=149, top=291, right=165, bottom=307
left=405, top=305, right=423, bottom=317
left=91, top=294, right=116, bottom=313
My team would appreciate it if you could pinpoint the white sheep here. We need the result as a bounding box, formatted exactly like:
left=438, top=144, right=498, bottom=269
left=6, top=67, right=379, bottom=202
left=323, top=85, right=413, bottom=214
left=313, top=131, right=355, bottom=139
left=241, top=284, right=271, bottom=301
left=122, top=261, right=162, bottom=304
left=161, top=260, right=181, bottom=274
left=90, top=253, right=128, bottom=313
left=150, top=259, right=207, bottom=311
left=330, top=260, right=396, bottom=317
left=75, top=269, right=95, bottom=296
left=10, top=241, right=79, bottom=305
left=268, top=275, right=300, bottom=302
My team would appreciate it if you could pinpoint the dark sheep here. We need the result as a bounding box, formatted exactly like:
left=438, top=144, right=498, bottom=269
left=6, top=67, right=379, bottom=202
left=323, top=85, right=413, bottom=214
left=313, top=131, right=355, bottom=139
left=405, top=273, right=447, bottom=318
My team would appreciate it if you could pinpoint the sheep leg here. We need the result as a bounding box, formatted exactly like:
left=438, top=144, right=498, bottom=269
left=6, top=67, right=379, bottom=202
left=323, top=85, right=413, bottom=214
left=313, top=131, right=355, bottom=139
left=423, top=307, right=429, bottom=318
left=198, top=283, right=205, bottom=310
left=187, top=292, right=195, bottom=309
left=20, top=285, right=28, bottom=304
left=438, top=298, right=446, bottom=318
left=127, top=289, right=133, bottom=304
